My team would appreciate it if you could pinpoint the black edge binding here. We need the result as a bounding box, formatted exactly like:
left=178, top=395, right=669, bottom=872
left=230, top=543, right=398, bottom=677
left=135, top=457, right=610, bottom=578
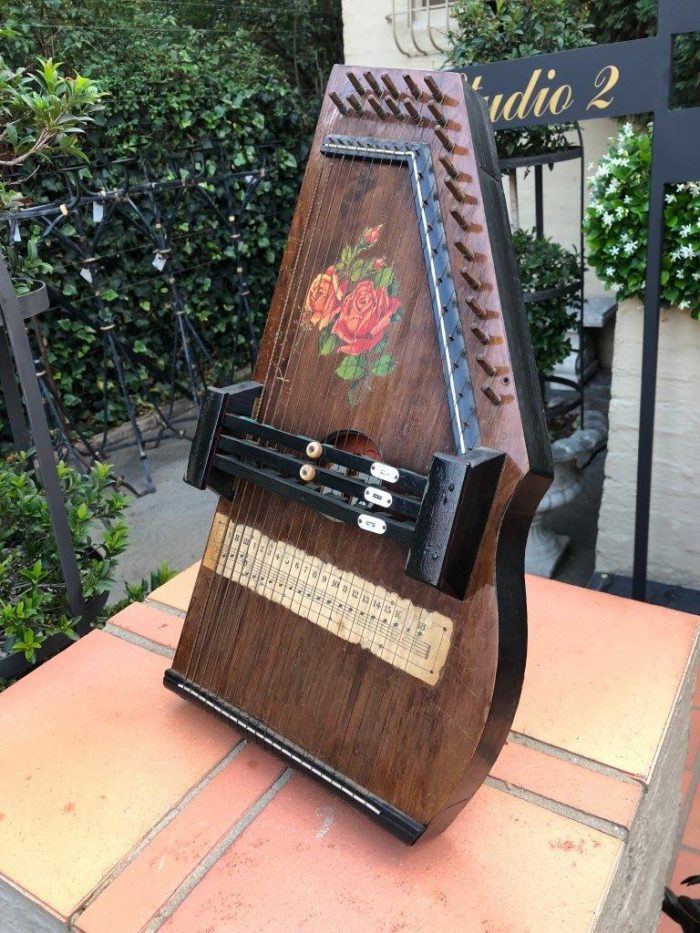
left=163, top=667, right=426, bottom=845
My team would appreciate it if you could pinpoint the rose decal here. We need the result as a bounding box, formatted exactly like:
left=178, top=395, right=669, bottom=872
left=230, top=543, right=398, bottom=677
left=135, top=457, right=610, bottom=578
left=300, top=225, right=403, bottom=404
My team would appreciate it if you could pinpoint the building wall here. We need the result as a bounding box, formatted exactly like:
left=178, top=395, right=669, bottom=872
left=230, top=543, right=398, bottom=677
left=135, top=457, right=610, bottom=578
left=341, top=0, right=618, bottom=297
left=596, top=299, right=700, bottom=589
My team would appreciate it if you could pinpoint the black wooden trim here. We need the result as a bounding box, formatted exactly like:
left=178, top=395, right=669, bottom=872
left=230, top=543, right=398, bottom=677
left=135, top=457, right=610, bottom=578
left=163, top=668, right=426, bottom=845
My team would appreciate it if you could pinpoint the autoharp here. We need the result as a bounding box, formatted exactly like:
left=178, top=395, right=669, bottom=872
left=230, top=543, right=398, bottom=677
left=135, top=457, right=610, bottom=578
left=165, top=65, right=551, bottom=844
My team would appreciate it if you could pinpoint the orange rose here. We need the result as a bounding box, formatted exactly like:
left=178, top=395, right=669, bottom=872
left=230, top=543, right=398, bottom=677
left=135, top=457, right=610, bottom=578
left=303, top=267, right=347, bottom=329
left=332, top=279, right=400, bottom=356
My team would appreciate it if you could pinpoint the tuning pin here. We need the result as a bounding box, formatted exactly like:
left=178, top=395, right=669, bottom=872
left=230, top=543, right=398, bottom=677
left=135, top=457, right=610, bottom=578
left=445, top=179, right=466, bottom=203
left=477, top=353, right=497, bottom=376
left=434, top=127, right=455, bottom=152
left=347, top=72, right=366, bottom=96
left=424, top=75, right=445, bottom=102
left=455, top=239, right=475, bottom=262
left=451, top=209, right=470, bottom=231
left=363, top=71, right=383, bottom=97
left=404, top=100, right=423, bottom=123
left=299, top=464, right=317, bottom=482
left=471, top=325, right=491, bottom=345
left=439, top=156, right=460, bottom=180
left=403, top=73, right=422, bottom=99
left=461, top=268, right=482, bottom=290
left=347, top=94, right=364, bottom=115
left=367, top=96, right=387, bottom=120
left=468, top=298, right=488, bottom=319
left=330, top=92, right=348, bottom=115
left=427, top=102, right=447, bottom=126
left=306, top=441, right=323, bottom=459
left=381, top=73, right=400, bottom=99
left=385, top=98, right=404, bottom=120
left=481, top=385, right=502, bottom=406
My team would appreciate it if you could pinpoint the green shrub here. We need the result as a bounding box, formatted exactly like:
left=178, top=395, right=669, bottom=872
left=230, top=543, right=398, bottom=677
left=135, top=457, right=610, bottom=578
left=513, top=228, right=580, bottom=373
left=446, top=0, right=593, bottom=160
left=584, top=124, right=700, bottom=315
left=0, top=1, right=331, bottom=433
left=0, top=452, right=128, bottom=661
left=589, top=0, right=700, bottom=109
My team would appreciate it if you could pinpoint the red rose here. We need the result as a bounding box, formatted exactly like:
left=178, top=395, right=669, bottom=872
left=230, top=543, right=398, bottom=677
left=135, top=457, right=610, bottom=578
left=302, top=267, right=347, bottom=329
left=332, top=279, right=400, bottom=356
left=372, top=258, right=386, bottom=270
left=361, top=225, right=382, bottom=246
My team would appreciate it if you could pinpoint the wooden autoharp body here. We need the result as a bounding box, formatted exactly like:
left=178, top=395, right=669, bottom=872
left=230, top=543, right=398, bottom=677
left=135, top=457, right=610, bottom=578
left=165, top=65, right=552, bottom=844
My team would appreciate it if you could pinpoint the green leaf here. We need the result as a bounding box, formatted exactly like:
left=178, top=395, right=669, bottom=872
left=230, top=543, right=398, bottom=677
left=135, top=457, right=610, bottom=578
left=335, top=356, right=366, bottom=381
left=318, top=332, right=339, bottom=355
left=373, top=266, right=394, bottom=290
left=372, top=354, right=396, bottom=377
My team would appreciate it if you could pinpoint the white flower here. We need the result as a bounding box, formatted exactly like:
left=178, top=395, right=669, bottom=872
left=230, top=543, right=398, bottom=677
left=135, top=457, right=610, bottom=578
left=606, top=266, right=616, bottom=278
left=677, top=269, right=685, bottom=278
left=681, top=224, right=693, bottom=237
left=693, top=272, right=700, bottom=281
left=680, top=245, right=696, bottom=259
left=602, top=211, right=615, bottom=228
left=679, top=300, right=690, bottom=309
left=610, top=245, right=620, bottom=257
left=620, top=123, right=634, bottom=138
left=666, top=193, right=677, bottom=204
left=624, top=195, right=632, bottom=204
left=623, top=240, right=638, bottom=255
left=615, top=206, right=627, bottom=219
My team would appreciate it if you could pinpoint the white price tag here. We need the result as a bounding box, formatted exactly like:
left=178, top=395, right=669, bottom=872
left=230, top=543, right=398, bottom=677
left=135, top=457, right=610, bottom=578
left=80, top=266, right=93, bottom=284
left=152, top=252, right=167, bottom=271
left=92, top=202, right=104, bottom=223
left=11, top=223, right=21, bottom=243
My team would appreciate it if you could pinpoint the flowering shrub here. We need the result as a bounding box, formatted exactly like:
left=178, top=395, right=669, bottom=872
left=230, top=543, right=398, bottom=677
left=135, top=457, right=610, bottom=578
left=584, top=124, right=700, bottom=317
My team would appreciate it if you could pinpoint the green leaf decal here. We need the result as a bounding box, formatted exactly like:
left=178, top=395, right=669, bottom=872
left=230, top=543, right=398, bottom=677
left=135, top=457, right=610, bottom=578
left=335, top=355, right=366, bottom=381
left=387, top=278, right=400, bottom=297
left=373, top=266, right=393, bottom=290
left=318, top=332, right=338, bottom=355
left=372, top=354, right=396, bottom=376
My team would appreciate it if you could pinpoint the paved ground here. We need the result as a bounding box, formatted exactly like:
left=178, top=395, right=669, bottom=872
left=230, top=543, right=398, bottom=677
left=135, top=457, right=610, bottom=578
left=108, top=375, right=611, bottom=601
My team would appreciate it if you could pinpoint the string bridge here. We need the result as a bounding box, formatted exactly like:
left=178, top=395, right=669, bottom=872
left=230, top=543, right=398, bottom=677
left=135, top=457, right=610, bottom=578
left=185, top=382, right=505, bottom=599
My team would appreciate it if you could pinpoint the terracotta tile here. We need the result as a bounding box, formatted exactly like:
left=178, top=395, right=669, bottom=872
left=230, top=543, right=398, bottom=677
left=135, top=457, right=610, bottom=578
left=688, top=708, right=700, bottom=773
left=491, top=740, right=642, bottom=828
left=162, top=776, right=621, bottom=933
left=149, top=562, right=200, bottom=613
left=76, top=743, right=283, bottom=933
left=683, top=791, right=700, bottom=850
left=516, top=575, right=699, bottom=780
left=109, top=601, right=183, bottom=651
left=0, top=631, right=238, bottom=920
left=682, top=769, right=693, bottom=805
left=695, top=667, right=700, bottom=708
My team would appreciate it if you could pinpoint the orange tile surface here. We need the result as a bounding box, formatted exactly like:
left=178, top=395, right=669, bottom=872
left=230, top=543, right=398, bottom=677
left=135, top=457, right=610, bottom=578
left=162, top=776, right=621, bottom=933
left=109, top=600, right=183, bottom=651
left=491, top=740, right=643, bottom=828
left=0, top=630, right=237, bottom=920
left=686, top=708, right=700, bottom=773
left=516, top=576, right=699, bottom=779
left=683, top=791, right=700, bottom=851
left=76, top=743, right=283, bottom=933
left=150, top=561, right=200, bottom=613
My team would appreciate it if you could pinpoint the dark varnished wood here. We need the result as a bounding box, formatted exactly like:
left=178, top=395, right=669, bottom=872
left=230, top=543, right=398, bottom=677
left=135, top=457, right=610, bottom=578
left=169, top=66, right=552, bottom=838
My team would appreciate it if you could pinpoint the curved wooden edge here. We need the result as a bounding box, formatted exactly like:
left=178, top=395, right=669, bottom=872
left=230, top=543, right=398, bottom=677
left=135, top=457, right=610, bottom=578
left=421, top=469, right=551, bottom=840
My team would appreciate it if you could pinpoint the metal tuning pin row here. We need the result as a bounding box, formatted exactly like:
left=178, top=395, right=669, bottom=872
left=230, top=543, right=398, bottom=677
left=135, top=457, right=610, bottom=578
left=330, top=72, right=452, bottom=130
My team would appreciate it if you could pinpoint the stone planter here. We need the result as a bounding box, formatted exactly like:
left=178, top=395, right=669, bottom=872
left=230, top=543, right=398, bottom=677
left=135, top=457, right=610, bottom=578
left=525, top=411, right=608, bottom=577
left=596, top=298, right=700, bottom=589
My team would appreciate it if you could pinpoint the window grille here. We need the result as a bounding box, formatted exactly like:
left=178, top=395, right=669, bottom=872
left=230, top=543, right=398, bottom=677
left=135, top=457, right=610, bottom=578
left=389, top=0, right=456, bottom=58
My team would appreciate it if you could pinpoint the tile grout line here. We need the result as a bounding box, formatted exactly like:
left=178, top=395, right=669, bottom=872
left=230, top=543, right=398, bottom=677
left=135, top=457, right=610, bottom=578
left=508, top=731, right=648, bottom=788
left=485, top=775, right=629, bottom=841
left=144, top=597, right=187, bottom=619
left=68, top=740, right=248, bottom=930
left=103, top=622, right=176, bottom=659
left=145, top=768, right=294, bottom=932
